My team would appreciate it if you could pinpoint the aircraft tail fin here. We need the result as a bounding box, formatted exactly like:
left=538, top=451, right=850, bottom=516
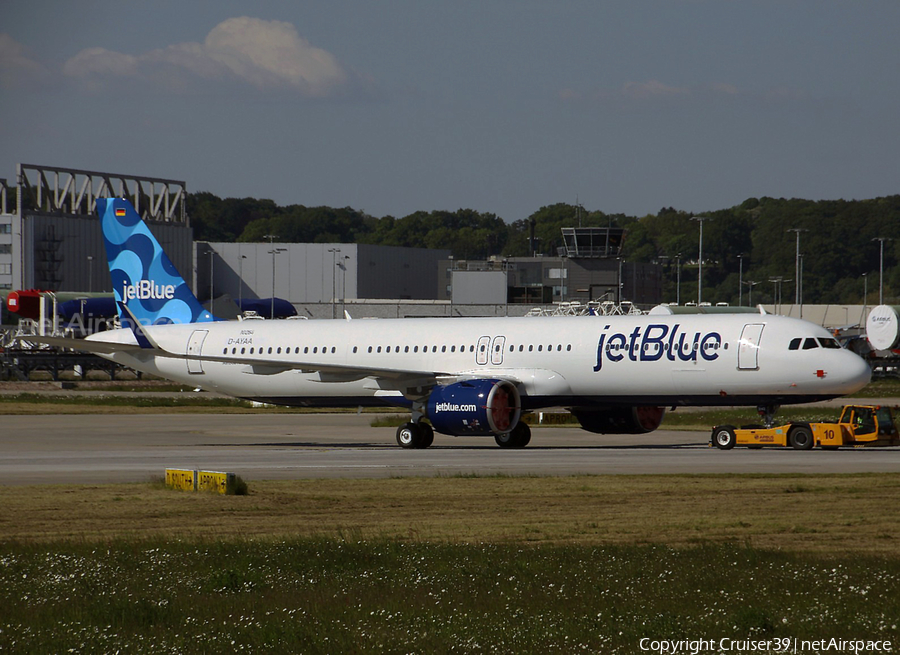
left=97, top=198, right=217, bottom=326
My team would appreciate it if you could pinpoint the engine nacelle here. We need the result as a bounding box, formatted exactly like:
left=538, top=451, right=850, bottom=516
left=427, top=379, right=521, bottom=436
left=572, top=406, right=665, bottom=434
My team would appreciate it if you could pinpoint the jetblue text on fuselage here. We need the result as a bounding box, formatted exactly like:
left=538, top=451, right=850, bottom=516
left=435, top=402, right=479, bottom=413
left=593, top=323, right=722, bottom=371
left=122, top=281, right=176, bottom=301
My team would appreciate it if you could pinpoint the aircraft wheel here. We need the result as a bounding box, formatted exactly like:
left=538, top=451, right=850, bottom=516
left=417, top=423, right=434, bottom=449
left=511, top=421, right=531, bottom=447
left=789, top=426, right=814, bottom=450
left=396, top=422, right=421, bottom=449
left=712, top=426, right=736, bottom=450
left=495, top=421, right=531, bottom=448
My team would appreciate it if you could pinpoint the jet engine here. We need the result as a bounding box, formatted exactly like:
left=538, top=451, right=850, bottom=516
left=427, top=379, right=521, bottom=436
left=571, top=406, right=665, bottom=434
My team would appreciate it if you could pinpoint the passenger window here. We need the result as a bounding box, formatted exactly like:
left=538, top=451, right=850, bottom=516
left=509, top=345, right=514, bottom=352
left=414, top=346, right=419, bottom=353
left=529, top=345, right=534, bottom=352
left=538, top=345, right=543, bottom=352
left=567, top=345, right=571, bottom=351
left=250, top=348, right=255, bottom=354
left=277, top=347, right=282, bottom=354
left=377, top=346, right=382, bottom=353
left=519, top=345, right=524, bottom=352
left=405, top=346, right=410, bottom=353
left=332, top=347, right=336, bottom=354
left=432, top=346, right=437, bottom=353
left=442, top=346, right=447, bottom=352
left=802, top=338, right=819, bottom=350
left=313, top=347, right=318, bottom=354
left=353, top=346, right=358, bottom=353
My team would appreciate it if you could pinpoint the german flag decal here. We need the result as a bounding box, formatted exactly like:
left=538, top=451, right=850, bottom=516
left=115, top=207, right=127, bottom=217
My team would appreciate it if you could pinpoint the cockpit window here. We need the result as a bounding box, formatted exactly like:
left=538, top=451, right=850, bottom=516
left=789, top=338, right=802, bottom=350
left=802, top=338, right=819, bottom=350
left=818, top=338, right=841, bottom=349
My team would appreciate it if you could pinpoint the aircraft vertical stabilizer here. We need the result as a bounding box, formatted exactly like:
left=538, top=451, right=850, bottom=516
left=97, top=198, right=217, bottom=326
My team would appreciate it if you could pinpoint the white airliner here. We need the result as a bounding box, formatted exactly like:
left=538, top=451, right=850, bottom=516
left=35, top=199, right=872, bottom=448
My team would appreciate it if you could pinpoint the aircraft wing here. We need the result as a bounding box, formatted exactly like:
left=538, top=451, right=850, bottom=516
left=18, top=335, right=146, bottom=356
left=24, top=334, right=450, bottom=385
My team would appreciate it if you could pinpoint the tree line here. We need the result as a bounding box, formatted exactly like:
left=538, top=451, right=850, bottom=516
left=187, top=192, right=900, bottom=306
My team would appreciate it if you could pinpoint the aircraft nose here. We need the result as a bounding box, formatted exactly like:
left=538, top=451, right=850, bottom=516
left=842, top=351, right=872, bottom=392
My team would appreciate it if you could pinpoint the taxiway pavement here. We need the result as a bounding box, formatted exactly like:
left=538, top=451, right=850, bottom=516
left=1, top=413, right=898, bottom=485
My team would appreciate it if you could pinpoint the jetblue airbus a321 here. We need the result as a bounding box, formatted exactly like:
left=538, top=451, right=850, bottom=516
left=35, top=198, right=872, bottom=448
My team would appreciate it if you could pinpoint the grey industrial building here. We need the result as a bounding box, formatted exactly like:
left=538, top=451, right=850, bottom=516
left=197, top=241, right=450, bottom=316
left=0, top=164, right=452, bottom=321
left=2, top=164, right=192, bottom=296
left=438, top=227, right=662, bottom=307
left=1, top=164, right=661, bottom=323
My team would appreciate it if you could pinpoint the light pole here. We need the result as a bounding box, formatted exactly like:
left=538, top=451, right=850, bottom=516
left=788, top=228, right=807, bottom=306
left=238, top=253, right=247, bottom=313
left=862, top=272, right=868, bottom=313
left=617, top=258, right=624, bottom=304
left=737, top=254, right=744, bottom=306
left=768, top=277, right=792, bottom=314
left=503, top=257, right=510, bottom=316
left=744, top=280, right=758, bottom=307
left=328, top=247, right=341, bottom=319
left=873, top=237, right=891, bottom=305
left=264, top=234, right=280, bottom=319
left=206, top=248, right=215, bottom=306
left=798, top=254, right=804, bottom=318
left=340, top=255, right=350, bottom=317
left=691, top=216, right=712, bottom=304
left=676, top=253, right=681, bottom=305
left=87, top=255, right=93, bottom=293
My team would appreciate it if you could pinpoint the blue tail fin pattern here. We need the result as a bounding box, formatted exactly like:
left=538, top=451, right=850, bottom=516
left=97, top=198, right=217, bottom=325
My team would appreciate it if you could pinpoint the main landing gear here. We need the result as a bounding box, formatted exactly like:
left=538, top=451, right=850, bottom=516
left=396, top=422, right=434, bottom=449
left=494, top=421, right=531, bottom=448
left=395, top=420, right=532, bottom=449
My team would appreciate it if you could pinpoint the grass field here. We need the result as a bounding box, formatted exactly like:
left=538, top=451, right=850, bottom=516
left=2, top=474, right=900, bottom=653
left=2, top=378, right=899, bottom=651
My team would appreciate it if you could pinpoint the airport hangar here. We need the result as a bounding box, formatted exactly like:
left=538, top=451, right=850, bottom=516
left=1, top=163, right=662, bottom=323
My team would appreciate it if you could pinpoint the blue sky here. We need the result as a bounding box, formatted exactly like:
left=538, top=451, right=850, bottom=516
left=2, top=1, right=899, bottom=222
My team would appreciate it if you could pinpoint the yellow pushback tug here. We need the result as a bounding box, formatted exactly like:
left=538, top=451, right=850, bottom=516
left=711, top=405, right=900, bottom=450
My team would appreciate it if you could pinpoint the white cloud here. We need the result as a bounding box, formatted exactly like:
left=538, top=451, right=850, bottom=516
left=62, top=17, right=348, bottom=96
left=620, top=80, right=689, bottom=99
left=63, top=47, right=139, bottom=78
left=0, top=34, right=50, bottom=88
